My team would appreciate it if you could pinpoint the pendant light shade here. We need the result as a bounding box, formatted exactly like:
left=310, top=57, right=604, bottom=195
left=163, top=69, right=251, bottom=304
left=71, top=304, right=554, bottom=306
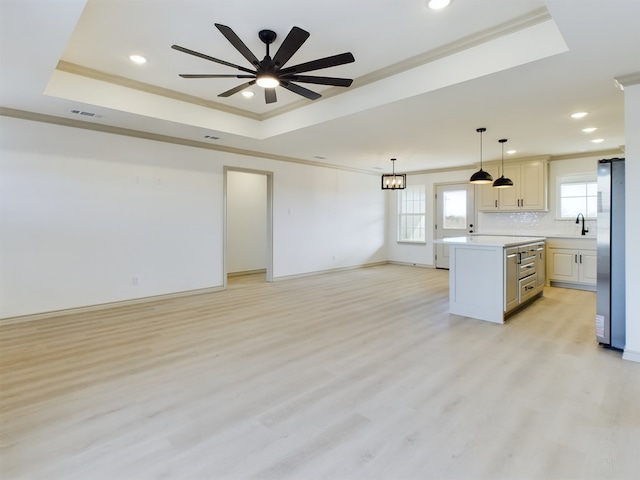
left=492, top=138, right=514, bottom=189
left=381, top=158, right=406, bottom=190
left=469, top=127, right=493, bottom=184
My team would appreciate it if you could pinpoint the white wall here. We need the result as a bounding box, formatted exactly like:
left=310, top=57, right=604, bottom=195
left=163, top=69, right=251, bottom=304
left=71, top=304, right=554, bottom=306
left=226, top=171, right=267, bottom=274
left=387, top=169, right=475, bottom=266
left=622, top=82, right=640, bottom=362
left=0, top=116, right=386, bottom=318
left=274, top=163, right=387, bottom=277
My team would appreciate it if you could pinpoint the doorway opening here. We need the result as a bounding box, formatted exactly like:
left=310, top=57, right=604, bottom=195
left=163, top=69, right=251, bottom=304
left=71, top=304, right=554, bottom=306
left=224, top=167, right=273, bottom=287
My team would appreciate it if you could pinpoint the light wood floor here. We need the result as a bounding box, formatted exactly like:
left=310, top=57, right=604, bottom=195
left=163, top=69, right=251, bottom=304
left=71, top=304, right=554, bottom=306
left=1, top=264, right=638, bottom=480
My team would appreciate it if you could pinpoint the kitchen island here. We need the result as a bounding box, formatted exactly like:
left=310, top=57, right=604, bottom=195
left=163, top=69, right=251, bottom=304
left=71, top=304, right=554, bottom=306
left=435, top=236, right=546, bottom=323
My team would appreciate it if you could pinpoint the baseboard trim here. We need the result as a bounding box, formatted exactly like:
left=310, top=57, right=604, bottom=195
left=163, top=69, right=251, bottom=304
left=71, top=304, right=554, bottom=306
left=622, top=348, right=640, bottom=363
left=387, top=261, right=435, bottom=269
left=228, top=269, right=267, bottom=277
left=2, top=263, right=426, bottom=325
left=273, top=261, right=389, bottom=282
left=0, top=286, right=224, bottom=326
left=549, top=281, right=596, bottom=292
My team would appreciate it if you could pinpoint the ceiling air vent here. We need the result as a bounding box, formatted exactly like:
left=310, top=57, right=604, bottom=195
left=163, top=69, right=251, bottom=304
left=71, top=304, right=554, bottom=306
left=70, top=109, right=103, bottom=118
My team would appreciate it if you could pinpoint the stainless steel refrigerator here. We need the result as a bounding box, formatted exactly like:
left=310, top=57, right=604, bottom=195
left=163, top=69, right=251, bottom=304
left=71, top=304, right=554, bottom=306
left=596, top=157, right=625, bottom=349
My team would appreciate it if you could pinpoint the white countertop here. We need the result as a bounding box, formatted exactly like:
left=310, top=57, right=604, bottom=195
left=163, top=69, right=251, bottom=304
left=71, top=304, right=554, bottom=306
left=478, top=232, right=595, bottom=240
left=435, top=235, right=546, bottom=247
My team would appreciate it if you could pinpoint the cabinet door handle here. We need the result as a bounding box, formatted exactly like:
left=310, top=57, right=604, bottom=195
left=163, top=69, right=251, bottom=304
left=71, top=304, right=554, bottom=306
left=575, top=254, right=578, bottom=263
left=580, top=254, right=583, bottom=264
left=495, top=200, right=498, bottom=208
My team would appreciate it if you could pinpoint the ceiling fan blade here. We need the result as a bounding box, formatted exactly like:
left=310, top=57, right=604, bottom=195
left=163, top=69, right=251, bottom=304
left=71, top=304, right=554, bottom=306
left=218, top=80, right=256, bottom=98
left=179, top=74, right=256, bottom=79
left=272, top=26, right=310, bottom=69
left=171, top=45, right=255, bottom=74
left=279, top=52, right=355, bottom=75
left=280, top=81, right=321, bottom=101
left=265, top=88, right=277, bottom=104
left=286, top=75, right=353, bottom=87
left=215, top=23, right=260, bottom=67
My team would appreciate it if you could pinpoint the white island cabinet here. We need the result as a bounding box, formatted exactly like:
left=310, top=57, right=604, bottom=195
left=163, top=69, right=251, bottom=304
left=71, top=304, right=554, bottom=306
left=434, top=236, right=546, bottom=324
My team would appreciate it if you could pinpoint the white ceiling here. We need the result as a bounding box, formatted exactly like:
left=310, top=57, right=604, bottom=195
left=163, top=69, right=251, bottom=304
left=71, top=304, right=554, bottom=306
left=1, top=0, right=639, bottom=174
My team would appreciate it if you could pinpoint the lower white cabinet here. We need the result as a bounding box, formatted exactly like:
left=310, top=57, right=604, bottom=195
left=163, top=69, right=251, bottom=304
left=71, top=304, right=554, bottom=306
left=547, top=248, right=597, bottom=287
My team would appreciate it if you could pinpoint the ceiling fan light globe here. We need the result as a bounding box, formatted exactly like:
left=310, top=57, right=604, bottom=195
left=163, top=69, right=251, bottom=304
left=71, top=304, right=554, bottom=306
left=256, top=76, right=280, bottom=88
left=428, top=0, right=451, bottom=10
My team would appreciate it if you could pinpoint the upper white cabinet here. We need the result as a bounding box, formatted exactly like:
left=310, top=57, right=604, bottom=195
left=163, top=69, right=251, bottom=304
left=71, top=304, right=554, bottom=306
left=478, top=157, right=549, bottom=212
left=477, top=165, right=500, bottom=211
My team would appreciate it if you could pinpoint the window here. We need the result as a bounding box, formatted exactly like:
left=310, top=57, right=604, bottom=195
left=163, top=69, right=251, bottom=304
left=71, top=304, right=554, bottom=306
left=557, top=174, right=597, bottom=219
left=398, top=185, right=426, bottom=242
left=442, top=189, right=467, bottom=230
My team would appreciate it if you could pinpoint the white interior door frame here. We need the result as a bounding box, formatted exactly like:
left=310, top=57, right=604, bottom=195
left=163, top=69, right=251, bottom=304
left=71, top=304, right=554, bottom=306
left=223, top=166, right=274, bottom=288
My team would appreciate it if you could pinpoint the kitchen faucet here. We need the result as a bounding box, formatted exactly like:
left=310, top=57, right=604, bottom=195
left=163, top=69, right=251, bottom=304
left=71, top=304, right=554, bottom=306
left=576, top=213, right=589, bottom=235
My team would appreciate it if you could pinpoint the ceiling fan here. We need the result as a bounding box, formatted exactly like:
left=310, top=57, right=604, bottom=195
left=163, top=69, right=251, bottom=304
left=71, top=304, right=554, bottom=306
left=171, top=23, right=355, bottom=104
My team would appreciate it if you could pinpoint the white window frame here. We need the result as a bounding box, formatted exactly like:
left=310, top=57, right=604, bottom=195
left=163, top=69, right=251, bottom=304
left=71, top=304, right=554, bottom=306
left=556, top=173, right=597, bottom=220
left=398, top=185, right=426, bottom=243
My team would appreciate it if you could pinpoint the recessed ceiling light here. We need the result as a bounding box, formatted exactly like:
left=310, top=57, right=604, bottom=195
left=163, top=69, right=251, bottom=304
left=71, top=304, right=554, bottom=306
left=582, top=127, right=597, bottom=133
left=506, top=150, right=516, bottom=155
left=427, top=0, right=451, bottom=10
left=129, top=55, right=147, bottom=64
left=241, top=91, right=254, bottom=98
left=571, top=111, right=588, bottom=119
left=591, top=138, right=604, bottom=143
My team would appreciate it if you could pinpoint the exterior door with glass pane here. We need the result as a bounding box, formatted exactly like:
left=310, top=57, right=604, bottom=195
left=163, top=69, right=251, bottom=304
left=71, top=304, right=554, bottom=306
left=435, top=183, right=475, bottom=269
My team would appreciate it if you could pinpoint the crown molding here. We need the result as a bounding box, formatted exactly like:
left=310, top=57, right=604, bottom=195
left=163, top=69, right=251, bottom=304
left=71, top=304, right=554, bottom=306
left=614, top=71, right=640, bottom=89
left=0, top=107, right=375, bottom=175
left=56, top=60, right=261, bottom=121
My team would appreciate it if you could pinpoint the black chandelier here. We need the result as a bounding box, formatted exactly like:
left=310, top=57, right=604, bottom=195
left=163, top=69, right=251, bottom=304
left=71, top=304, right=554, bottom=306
left=381, top=158, right=406, bottom=190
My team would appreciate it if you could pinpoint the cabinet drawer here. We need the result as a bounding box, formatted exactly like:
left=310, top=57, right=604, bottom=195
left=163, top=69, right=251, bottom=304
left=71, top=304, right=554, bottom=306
left=519, top=276, right=538, bottom=303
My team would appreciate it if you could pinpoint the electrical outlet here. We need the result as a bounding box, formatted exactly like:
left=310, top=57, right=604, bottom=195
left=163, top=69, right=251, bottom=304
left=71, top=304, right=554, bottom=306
left=132, top=276, right=140, bottom=286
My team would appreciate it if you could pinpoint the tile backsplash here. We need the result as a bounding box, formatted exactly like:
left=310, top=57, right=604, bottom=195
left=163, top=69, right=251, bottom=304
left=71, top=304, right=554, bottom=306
left=478, top=211, right=596, bottom=237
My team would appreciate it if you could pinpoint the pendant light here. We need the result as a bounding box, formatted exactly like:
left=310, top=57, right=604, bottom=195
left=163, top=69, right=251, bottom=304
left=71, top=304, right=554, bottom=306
left=381, top=158, right=406, bottom=190
left=492, top=138, right=514, bottom=188
left=469, top=127, right=493, bottom=184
